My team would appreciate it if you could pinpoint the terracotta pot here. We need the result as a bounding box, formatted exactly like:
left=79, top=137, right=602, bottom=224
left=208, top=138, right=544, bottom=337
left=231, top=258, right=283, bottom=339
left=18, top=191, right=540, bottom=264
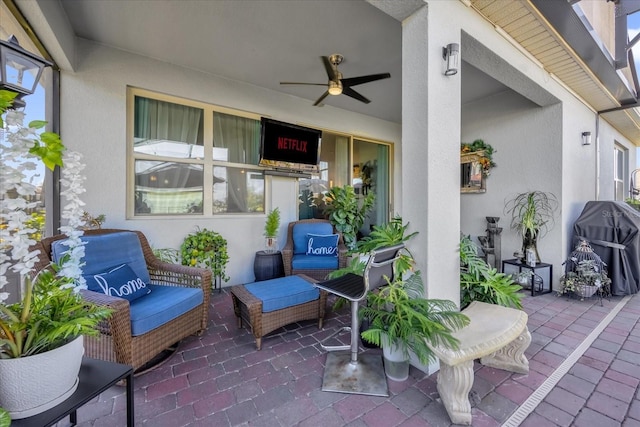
left=0, top=336, right=84, bottom=419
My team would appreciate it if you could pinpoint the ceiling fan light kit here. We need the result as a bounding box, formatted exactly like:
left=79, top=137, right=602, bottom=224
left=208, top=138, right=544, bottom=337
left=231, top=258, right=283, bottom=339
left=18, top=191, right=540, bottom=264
left=280, top=53, right=390, bottom=106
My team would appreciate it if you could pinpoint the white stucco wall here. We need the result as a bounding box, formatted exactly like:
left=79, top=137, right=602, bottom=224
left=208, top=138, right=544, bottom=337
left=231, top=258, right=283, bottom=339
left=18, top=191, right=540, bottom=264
left=461, top=91, right=562, bottom=272
left=58, top=39, right=401, bottom=286
left=453, top=1, right=638, bottom=288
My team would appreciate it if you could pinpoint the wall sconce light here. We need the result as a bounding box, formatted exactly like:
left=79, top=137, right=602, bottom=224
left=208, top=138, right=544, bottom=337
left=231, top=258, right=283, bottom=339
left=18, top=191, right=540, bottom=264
left=582, top=131, right=592, bottom=146
left=0, top=35, right=52, bottom=109
left=443, top=43, right=459, bottom=76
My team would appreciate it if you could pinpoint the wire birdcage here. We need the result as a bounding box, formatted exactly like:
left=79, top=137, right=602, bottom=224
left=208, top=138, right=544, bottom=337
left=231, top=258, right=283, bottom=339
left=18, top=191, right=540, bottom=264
left=563, top=240, right=607, bottom=275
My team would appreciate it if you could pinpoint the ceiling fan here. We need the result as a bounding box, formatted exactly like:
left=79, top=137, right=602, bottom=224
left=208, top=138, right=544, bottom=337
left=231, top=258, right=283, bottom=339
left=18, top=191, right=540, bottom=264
left=280, top=54, right=391, bottom=106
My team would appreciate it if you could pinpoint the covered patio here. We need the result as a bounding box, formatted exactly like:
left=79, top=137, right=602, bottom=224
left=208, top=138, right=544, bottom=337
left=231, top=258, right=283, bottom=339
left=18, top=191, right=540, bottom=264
left=60, top=291, right=640, bottom=427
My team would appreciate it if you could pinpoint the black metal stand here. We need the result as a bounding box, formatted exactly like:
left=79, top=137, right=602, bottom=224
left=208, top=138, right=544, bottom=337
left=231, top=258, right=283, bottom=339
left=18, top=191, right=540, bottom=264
left=502, top=259, right=553, bottom=296
left=12, top=357, right=134, bottom=427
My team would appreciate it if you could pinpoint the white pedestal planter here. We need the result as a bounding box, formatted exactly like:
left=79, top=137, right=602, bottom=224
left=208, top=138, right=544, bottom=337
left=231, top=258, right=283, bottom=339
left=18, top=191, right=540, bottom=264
left=382, top=340, right=410, bottom=382
left=0, top=336, right=84, bottom=419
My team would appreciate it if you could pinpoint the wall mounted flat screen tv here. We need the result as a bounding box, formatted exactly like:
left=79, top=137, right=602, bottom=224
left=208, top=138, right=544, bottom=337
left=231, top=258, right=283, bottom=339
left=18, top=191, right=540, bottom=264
left=259, top=118, right=321, bottom=174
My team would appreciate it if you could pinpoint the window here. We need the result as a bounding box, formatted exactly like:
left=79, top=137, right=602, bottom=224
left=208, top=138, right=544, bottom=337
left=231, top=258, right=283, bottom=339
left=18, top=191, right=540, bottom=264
left=614, top=144, right=627, bottom=201
left=129, top=89, right=264, bottom=216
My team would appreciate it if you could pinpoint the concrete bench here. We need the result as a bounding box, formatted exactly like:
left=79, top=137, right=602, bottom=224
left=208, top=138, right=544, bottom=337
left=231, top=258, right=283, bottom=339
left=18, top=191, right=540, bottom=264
left=427, top=301, right=531, bottom=425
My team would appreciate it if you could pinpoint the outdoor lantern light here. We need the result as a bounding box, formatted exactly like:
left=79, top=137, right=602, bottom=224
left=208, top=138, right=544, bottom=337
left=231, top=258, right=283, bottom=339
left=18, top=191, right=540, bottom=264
left=443, top=43, right=459, bottom=76
left=582, top=131, right=592, bottom=146
left=0, top=35, right=52, bottom=109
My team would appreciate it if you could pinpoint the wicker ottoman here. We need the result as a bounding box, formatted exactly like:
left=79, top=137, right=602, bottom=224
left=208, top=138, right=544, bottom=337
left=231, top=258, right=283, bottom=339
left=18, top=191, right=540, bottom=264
left=230, top=274, right=327, bottom=350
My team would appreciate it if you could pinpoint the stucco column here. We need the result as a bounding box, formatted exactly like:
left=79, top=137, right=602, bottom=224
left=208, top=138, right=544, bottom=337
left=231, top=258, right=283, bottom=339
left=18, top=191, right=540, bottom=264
left=402, top=2, right=462, bottom=305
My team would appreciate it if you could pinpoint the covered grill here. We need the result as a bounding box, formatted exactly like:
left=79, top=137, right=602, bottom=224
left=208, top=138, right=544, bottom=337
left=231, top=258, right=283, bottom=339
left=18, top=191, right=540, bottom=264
left=572, top=201, right=640, bottom=296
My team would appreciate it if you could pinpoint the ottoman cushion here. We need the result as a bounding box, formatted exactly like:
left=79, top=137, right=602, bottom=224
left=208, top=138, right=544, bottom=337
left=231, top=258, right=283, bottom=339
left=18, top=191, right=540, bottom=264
left=244, top=275, right=319, bottom=313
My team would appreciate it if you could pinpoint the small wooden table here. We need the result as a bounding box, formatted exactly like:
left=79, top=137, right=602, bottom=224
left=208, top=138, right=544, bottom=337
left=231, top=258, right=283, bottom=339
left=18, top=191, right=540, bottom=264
left=11, top=357, right=134, bottom=427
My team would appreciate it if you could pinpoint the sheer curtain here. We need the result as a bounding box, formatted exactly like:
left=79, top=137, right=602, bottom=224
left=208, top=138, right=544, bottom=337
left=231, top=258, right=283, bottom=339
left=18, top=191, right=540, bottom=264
left=213, top=112, right=260, bottom=212
left=134, top=97, right=204, bottom=214
left=134, top=97, right=203, bottom=146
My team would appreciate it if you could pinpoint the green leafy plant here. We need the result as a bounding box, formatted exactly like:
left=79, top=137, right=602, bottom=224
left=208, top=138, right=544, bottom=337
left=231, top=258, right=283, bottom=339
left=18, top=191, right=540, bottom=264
left=152, top=247, right=181, bottom=264
left=181, top=228, right=230, bottom=288
left=264, top=207, right=280, bottom=238
left=356, top=215, right=418, bottom=274
left=0, top=265, right=112, bottom=359
left=559, top=259, right=612, bottom=299
left=625, top=198, right=640, bottom=211
left=323, top=185, right=375, bottom=251
left=0, top=407, right=9, bottom=427
left=460, top=139, right=496, bottom=176
left=505, top=191, right=558, bottom=242
left=80, top=212, right=106, bottom=230
left=459, top=235, right=523, bottom=309
left=360, top=271, right=469, bottom=365
left=328, top=217, right=418, bottom=311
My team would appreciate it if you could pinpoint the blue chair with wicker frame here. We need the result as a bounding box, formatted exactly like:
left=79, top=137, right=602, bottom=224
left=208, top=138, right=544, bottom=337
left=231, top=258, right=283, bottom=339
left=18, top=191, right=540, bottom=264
left=282, top=218, right=348, bottom=281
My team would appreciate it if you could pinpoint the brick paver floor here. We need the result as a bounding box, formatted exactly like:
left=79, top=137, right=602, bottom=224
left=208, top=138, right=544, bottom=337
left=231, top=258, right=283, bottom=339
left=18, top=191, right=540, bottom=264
left=53, top=288, right=640, bottom=426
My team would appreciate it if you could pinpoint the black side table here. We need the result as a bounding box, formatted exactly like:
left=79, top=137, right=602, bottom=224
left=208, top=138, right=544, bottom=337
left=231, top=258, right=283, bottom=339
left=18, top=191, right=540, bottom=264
left=12, top=357, right=134, bottom=427
left=502, top=258, right=553, bottom=296
left=253, top=250, right=285, bottom=281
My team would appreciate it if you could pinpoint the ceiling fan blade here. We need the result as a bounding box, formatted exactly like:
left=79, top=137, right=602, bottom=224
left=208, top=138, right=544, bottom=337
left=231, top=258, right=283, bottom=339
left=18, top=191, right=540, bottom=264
left=342, top=87, right=370, bottom=104
left=280, top=82, right=328, bottom=86
left=321, top=56, right=338, bottom=81
left=341, top=73, right=391, bottom=87
left=313, top=90, right=330, bottom=106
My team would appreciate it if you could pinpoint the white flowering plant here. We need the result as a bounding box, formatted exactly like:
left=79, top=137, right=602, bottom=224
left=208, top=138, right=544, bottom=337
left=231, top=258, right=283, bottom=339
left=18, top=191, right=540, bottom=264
left=0, top=89, right=110, bottom=359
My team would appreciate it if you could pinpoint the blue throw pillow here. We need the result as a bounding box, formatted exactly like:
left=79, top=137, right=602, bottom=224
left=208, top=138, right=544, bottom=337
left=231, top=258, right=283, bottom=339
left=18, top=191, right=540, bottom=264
left=86, top=264, right=151, bottom=302
left=306, top=233, right=339, bottom=257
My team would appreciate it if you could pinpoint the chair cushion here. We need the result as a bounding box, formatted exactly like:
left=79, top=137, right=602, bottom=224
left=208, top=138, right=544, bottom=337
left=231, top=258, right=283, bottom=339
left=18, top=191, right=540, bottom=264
left=52, top=231, right=150, bottom=284
left=85, top=264, right=151, bottom=302
left=291, top=254, right=339, bottom=271
left=306, top=233, right=339, bottom=256
left=129, top=285, right=203, bottom=336
left=292, top=222, right=333, bottom=254
left=244, top=275, right=320, bottom=313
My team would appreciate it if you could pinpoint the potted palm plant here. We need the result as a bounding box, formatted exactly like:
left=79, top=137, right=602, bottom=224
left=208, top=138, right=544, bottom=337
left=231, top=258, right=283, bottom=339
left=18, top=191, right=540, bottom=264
left=263, top=207, right=280, bottom=253
left=359, top=271, right=469, bottom=381
left=505, top=191, right=558, bottom=263
left=0, top=90, right=111, bottom=420
left=356, top=215, right=418, bottom=273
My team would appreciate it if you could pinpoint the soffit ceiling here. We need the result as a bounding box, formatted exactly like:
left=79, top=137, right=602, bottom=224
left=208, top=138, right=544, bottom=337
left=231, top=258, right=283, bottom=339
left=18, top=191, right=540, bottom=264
left=470, top=0, right=640, bottom=145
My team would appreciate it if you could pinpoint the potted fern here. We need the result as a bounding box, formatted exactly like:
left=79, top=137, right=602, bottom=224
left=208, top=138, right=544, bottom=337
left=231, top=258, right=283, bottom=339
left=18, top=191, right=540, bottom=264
left=360, top=271, right=469, bottom=381
left=263, top=208, right=280, bottom=253
left=459, top=234, right=523, bottom=309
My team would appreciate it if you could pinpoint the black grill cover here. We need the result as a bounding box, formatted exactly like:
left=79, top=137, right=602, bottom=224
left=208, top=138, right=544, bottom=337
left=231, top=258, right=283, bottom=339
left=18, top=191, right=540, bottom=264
left=572, top=201, right=640, bottom=295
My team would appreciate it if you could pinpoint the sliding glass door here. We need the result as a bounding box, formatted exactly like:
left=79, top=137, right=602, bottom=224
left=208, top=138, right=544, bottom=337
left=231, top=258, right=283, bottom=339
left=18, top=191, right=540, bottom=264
left=298, top=132, right=391, bottom=235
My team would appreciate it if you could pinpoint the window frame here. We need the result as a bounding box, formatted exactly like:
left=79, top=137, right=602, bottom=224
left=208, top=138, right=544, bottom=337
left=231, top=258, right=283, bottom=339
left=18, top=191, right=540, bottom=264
left=127, top=87, right=265, bottom=218
left=614, top=143, right=628, bottom=201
